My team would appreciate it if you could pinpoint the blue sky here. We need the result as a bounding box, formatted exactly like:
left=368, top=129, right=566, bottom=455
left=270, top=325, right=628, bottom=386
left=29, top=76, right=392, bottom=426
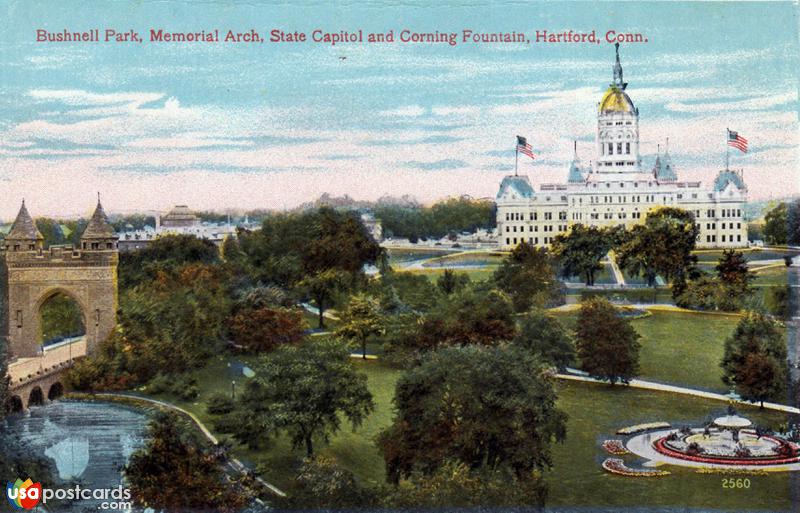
left=0, top=1, right=797, bottom=218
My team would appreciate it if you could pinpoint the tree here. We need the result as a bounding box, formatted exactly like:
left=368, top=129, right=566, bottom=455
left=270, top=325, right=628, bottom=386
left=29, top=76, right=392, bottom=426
left=34, top=218, right=65, bottom=248
left=0, top=338, right=10, bottom=418
left=228, top=306, right=305, bottom=352
left=716, top=250, right=753, bottom=295
left=119, top=234, right=220, bottom=288
left=436, top=269, right=470, bottom=295
left=414, top=288, right=516, bottom=350
left=739, top=353, right=785, bottom=409
left=384, top=461, right=546, bottom=508
left=513, top=310, right=575, bottom=371
left=551, top=224, right=612, bottom=286
left=574, top=297, right=641, bottom=384
left=251, top=339, right=373, bottom=457
left=721, top=312, right=787, bottom=408
left=336, top=294, right=385, bottom=359
left=298, top=269, right=348, bottom=329
left=125, top=412, right=250, bottom=512
left=616, top=207, right=699, bottom=293
left=378, top=345, right=566, bottom=486
left=282, top=457, right=377, bottom=509
left=494, top=242, right=561, bottom=312
left=763, top=202, right=788, bottom=245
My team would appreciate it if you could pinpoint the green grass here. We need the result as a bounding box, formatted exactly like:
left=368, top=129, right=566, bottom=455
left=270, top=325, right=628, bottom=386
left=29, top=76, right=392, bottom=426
left=385, top=248, right=457, bottom=265
left=751, top=265, right=790, bottom=286
left=694, top=248, right=799, bottom=264
left=563, top=263, right=616, bottom=285
left=549, top=380, right=792, bottom=511
left=400, top=267, right=497, bottom=283
left=420, top=251, right=505, bottom=268
left=551, top=310, right=740, bottom=392
left=145, top=355, right=794, bottom=511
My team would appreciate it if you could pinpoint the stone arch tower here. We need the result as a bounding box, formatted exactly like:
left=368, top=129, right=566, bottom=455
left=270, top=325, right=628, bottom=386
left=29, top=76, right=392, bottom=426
left=3, top=199, right=118, bottom=359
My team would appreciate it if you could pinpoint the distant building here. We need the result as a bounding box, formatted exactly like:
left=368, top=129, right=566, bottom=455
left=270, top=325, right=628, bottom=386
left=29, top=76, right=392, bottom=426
left=496, top=45, right=747, bottom=250
left=360, top=211, right=383, bottom=242
left=117, top=205, right=237, bottom=252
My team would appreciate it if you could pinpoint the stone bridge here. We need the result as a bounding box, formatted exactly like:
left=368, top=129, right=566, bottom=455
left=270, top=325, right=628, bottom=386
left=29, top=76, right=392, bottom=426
left=5, top=336, right=86, bottom=411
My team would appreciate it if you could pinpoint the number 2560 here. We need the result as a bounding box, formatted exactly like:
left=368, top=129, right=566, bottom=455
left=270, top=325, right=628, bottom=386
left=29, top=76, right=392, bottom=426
left=722, top=478, right=751, bottom=489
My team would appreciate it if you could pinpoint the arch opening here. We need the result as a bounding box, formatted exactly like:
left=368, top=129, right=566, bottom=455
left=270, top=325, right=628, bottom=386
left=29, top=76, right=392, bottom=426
left=48, top=382, right=64, bottom=401
left=5, top=395, right=23, bottom=414
left=38, top=291, right=85, bottom=348
left=28, top=386, right=44, bottom=406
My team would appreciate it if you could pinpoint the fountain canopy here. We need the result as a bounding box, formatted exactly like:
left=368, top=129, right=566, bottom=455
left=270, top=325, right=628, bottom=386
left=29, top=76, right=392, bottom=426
left=713, top=414, right=752, bottom=429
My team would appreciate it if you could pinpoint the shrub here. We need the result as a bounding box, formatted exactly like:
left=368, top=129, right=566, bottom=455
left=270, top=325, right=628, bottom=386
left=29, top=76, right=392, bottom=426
left=206, top=393, right=235, bottom=415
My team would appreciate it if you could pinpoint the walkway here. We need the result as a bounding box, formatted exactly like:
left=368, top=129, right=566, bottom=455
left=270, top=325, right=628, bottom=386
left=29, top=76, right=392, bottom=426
left=556, top=372, right=800, bottom=414
left=80, top=392, right=286, bottom=498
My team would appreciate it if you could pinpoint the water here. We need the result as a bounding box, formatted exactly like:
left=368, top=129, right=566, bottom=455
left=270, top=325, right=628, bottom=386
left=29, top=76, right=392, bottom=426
left=2, top=400, right=149, bottom=512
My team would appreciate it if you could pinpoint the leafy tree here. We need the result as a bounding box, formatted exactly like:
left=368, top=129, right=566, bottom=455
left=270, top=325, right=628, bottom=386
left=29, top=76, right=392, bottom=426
left=281, top=457, right=377, bottom=509
left=374, top=197, right=495, bottom=240
left=716, top=250, right=753, bottom=295
left=616, top=207, right=699, bottom=292
left=436, top=269, right=470, bottom=295
left=414, top=288, right=516, bottom=350
left=335, top=294, right=385, bottom=359
left=0, top=338, right=10, bottom=418
left=35, top=218, right=66, bottom=248
left=119, top=234, right=220, bottom=288
left=298, top=269, right=349, bottom=329
left=721, top=312, right=787, bottom=408
left=239, top=207, right=381, bottom=287
left=378, top=345, right=566, bottom=485
left=552, top=224, right=612, bottom=286
left=575, top=297, right=641, bottom=384
left=494, top=242, right=561, bottom=312
left=250, top=339, right=374, bottom=456
left=384, top=461, right=546, bottom=508
left=763, top=202, right=788, bottom=245
left=766, top=285, right=793, bottom=319
left=125, top=412, right=250, bottom=512
left=233, top=283, right=290, bottom=310
left=675, top=275, right=724, bottom=311
left=228, top=306, right=305, bottom=352
left=513, top=310, right=575, bottom=371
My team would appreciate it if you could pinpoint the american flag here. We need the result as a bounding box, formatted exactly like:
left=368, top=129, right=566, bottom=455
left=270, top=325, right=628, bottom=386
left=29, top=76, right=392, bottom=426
left=516, top=135, right=535, bottom=159
left=727, top=129, right=748, bottom=153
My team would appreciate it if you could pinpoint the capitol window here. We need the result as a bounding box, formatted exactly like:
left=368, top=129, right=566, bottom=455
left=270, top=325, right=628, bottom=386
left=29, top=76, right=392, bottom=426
left=625, top=143, right=630, bottom=154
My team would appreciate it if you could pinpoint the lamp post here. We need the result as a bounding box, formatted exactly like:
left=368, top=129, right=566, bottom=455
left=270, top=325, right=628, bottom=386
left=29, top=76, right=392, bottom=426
left=231, top=380, right=236, bottom=400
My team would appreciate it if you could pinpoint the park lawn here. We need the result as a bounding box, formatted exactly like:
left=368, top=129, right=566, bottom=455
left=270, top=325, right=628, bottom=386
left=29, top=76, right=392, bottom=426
left=142, top=355, right=794, bottom=511
left=550, top=310, right=739, bottom=392
left=420, top=251, right=505, bottom=268
left=751, top=265, right=790, bottom=286
left=400, top=267, right=497, bottom=283
left=548, top=380, right=792, bottom=512
left=385, top=247, right=456, bottom=265
left=694, top=248, right=799, bottom=264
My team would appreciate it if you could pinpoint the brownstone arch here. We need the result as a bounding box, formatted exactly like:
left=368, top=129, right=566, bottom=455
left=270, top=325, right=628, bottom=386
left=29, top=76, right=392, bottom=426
left=3, top=199, right=118, bottom=360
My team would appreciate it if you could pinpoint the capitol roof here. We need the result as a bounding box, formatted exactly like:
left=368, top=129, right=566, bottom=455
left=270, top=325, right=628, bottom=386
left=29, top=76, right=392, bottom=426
left=713, top=170, right=746, bottom=192
left=497, top=175, right=534, bottom=199
left=599, top=86, right=636, bottom=114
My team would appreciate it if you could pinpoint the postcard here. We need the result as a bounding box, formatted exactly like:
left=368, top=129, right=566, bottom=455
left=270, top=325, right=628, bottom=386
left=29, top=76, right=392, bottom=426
left=1, top=1, right=798, bottom=512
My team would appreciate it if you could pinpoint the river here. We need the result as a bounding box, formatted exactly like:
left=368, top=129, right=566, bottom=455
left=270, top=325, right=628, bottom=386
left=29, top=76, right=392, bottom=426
left=2, top=400, right=149, bottom=512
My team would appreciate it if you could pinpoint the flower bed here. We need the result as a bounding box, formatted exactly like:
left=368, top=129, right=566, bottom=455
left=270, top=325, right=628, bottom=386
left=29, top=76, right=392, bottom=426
left=602, top=458, right=670, bottom=477
left=602, top=439, right=629, bottom=455
left=617, top=422, right=671, bottom=435
left=695, top=468, right=769, bottom=476
left=653, top=436, right=800, bottom=466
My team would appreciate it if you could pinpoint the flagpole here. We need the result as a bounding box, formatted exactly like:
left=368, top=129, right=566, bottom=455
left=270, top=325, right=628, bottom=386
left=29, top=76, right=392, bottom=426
left=725, top=128, right=729, bottom=171
left=514, top=141, right=519, bottom=177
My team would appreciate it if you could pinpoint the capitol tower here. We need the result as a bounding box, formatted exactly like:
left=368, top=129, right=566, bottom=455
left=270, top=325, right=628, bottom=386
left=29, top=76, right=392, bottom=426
left=496, top=44, right=747, bottom=249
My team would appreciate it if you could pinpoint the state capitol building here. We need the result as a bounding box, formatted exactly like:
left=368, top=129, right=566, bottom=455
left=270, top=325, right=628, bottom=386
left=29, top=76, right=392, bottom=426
left=496, top=45, right=747, bottom=250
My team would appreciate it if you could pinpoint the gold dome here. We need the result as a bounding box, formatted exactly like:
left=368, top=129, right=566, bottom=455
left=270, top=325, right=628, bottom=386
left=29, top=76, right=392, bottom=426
left=599, top=86, right=635, bottom=114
